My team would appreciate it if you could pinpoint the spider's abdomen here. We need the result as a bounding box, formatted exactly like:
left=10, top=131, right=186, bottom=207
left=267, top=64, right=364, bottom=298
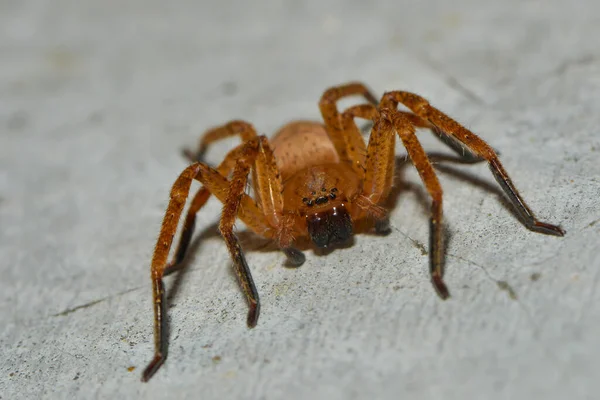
left=271, top=121, right=339, bottom=182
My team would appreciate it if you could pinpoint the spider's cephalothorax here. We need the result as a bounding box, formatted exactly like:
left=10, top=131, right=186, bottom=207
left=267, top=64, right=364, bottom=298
left=141, top=82, right=565, bottom=381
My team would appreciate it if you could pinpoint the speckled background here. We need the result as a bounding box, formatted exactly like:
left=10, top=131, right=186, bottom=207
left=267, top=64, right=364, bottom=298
left=1, top=1, right=599, bottom=399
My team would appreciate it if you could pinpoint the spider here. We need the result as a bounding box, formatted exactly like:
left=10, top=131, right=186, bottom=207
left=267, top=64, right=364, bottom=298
left=141, top=82, right=565, bottom=381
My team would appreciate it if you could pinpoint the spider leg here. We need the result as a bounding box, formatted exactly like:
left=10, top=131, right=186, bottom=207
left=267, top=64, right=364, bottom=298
left=387, top=110, right=448, bottom=298
left=431, top=125, right=487, bottom=163
left=335, top=104, right=395, bottom=234
left=216, top=136, right=304, bottom=320
left=142, top=141, right=278, bottom=382
left=395, top=110, right=486, bottom=163
left=337, top=103, right=480, bottom=242
left=219, top=141, right=263, bottom=329
left=168, top=122, right=302, bottom=273
left=183, top=120, right=258, bottom=162
left=142, top=163, right=205, bottom=382
left=381, top=91, right=565, bottom=236
left=163, top=186, right=211, bottom=276
left=319, top=82, right=378, bottom=175
left=357, top=109, right=449, bottom=298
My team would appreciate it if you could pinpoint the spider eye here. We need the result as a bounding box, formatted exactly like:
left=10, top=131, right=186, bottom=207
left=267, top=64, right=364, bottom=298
left=306, top=204, right=353, bottom=248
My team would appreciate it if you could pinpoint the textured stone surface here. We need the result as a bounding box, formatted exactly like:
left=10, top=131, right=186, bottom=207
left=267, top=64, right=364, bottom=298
left=1, top=1, right=599, bottom=399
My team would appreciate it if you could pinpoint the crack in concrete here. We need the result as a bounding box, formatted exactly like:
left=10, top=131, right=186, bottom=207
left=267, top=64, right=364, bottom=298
left=446, top=253, right=518, bottom=300
left=551, top=54, right=600, bottom=77
left=51, top=287, right=142, bottom=317
left=445, top=252, right=565, bottom=371
left=586, top=217, right=600, bottom=229
left=443, top=252, right=567, bottom=369
left=393, top=227, right=428, bottom=256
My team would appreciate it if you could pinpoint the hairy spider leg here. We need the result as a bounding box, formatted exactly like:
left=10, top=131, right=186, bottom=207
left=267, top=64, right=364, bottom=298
left=390, top=110, right=486, bottom=163
left=183, top=119, right=259, bottom=162
left=163, top=186, right=211, bottom=276
left=380, top=91, right=565, bottom=237
left=164, top=124, right=260, bottom=275
left=142, top=138, right=283, bottom=382
left=336, top=103, right=448, bottom=298
left=384, top=110, right=448, bottom=298
left=338, top=101, right=450, bottom=297
left=168, top=121, right=305, bottom=274
left=319, top=82, right=378, bottom=176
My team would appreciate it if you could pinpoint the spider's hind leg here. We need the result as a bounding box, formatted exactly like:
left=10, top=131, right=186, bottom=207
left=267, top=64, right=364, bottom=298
left=395, top=110, right=487, bottom=164
left=143, top=135, right=281, bottom=382
left=381, top=91, right=565, bottom=237
left=431, top=125, right=487, bottom=163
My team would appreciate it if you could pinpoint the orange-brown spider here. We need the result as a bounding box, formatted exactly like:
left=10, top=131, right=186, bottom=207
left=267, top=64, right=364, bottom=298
left=141, top=82, right=565, bottom=381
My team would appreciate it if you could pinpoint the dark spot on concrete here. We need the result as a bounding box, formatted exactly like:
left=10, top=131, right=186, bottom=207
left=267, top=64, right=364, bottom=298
left=88, top=110, right=104, bottom=124
left=410, top=238, right=428, bottom=256
left=52, top=298, right=105, bottom=317
left=530, top=272, right=541, bottom=282
left=212, top=355, right=222, bottom=363
left=221, top=81, right=238, bottom=96
left=497, top=280, right=518, bottom=300
left=7, top=111, right=28, bottom=131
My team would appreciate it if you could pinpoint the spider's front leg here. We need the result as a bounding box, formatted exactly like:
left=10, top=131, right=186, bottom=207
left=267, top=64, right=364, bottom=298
left=167, top=121, right=302, bottom=274
left=142, top=141, right=271, bottom=382
left=142, top=163, right=206, bottom=382
left=164, top=122, right=261, bottom=276
left=214, top=135, right=303, bottom=326
left=142, top=134, right=300, bottom=382
left=353, top=106, right=450, bottom=298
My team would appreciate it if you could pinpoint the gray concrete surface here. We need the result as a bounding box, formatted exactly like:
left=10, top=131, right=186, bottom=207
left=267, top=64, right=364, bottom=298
left=1, top=1, right=599, bottom=399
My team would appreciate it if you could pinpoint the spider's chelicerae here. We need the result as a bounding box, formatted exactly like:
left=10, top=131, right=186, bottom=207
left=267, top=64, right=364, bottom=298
left=141, top=82, right=564, bottom=381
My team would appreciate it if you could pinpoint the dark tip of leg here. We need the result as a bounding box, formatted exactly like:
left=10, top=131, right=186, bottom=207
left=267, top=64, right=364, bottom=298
left=246, top=301, right=260, bottom=328
left=182, top=148, right=206, bottom=163
left=530, top=221, right=566, bottom=237
left=141, top=354, right=165, bottom=382
left=163, top=262, right=181, bottom=277
left=181, top=148, right=196, bottom=162
left=283, top=247, right=306, bottom=267
left=432, top=276, right=450, bottom=300
left=375, top=218, right=392, bottom=236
